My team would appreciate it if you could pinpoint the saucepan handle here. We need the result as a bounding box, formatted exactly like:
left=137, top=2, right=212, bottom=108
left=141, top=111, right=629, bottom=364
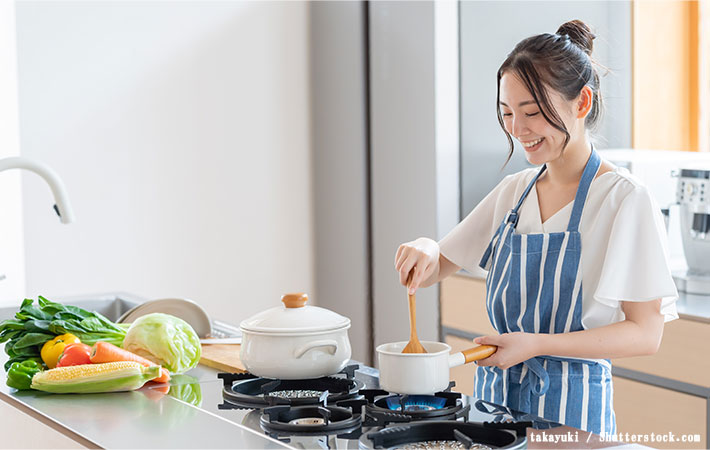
left=294, top=340, right=338, bottom=358
left=448, top=345, right=497, bottom=368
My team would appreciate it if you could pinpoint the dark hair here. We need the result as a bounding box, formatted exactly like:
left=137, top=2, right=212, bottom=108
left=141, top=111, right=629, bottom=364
left=496, top=20, right=604, bottom=164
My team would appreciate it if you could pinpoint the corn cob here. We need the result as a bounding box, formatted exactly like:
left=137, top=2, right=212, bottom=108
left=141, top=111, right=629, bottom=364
left=31, top=361, right=160, bottom=394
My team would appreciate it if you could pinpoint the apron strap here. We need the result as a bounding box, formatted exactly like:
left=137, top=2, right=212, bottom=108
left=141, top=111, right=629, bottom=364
left=566, top=147, right=601, bottom=232
left=517, top=355, right=611, bottom=412
left=506, top=164, right=547, bottom=227
left=518, top=357, right=549, bottom=412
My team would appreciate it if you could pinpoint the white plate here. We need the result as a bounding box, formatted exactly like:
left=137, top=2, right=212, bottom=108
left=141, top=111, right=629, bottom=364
left=118, top=298, right=212, bottom=338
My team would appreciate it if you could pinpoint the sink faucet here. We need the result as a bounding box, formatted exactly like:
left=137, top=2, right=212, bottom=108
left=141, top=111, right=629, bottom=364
left=0, top=157, right=75, bottom=224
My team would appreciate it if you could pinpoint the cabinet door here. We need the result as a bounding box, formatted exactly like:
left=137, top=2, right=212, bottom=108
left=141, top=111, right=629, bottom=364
left=613, top=376, right=706, bottom=449
left=440, top=274, right=496, bottom=336
left=445, top=335, right=477, bottom=396
left=0, top=400, right=85, bottom=449
left=612, top=318, right=710, bottom=388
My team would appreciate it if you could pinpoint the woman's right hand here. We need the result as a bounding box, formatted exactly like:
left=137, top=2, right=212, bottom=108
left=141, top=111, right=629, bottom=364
left=394, top=237, right=440, bottom=294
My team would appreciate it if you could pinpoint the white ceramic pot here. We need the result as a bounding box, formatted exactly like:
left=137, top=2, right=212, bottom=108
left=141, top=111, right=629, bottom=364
left=377, top=341, right=497, bottom=394
left=239, top=293, right=352, bottom=379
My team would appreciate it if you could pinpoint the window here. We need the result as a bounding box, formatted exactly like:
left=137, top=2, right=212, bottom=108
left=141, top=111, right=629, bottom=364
left=632, top=0, right=710, bottom=152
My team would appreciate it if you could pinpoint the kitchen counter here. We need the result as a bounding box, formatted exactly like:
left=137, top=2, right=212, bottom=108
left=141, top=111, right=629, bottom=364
left=1, top=355, right=620, bottom=449
left=0, top=294, right=619, bottom=449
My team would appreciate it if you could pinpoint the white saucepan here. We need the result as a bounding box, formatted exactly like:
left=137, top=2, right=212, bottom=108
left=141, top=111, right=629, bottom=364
left=377, top=341, right=497, bottom=394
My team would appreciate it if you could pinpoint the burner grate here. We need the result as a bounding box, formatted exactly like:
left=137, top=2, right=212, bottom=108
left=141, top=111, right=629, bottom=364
left=362, top=389, right=469, bottom=425
left=360, top=421, right=523, bottom=450
left=218, top=365, right=363, bottom=409
left=259, top=401, right=366, bottom=435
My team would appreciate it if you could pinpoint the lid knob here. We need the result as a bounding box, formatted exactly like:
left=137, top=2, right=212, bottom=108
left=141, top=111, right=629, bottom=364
left=282, top=293, right=308, bottom=308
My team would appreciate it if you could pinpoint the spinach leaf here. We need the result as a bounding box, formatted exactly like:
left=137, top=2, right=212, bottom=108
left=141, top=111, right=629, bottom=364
left=13, top=333, right=54, bottom=349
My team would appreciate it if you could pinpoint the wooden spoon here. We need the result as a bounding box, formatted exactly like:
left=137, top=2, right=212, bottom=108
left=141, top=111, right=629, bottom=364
left=402, top=272, right=427, bottom=354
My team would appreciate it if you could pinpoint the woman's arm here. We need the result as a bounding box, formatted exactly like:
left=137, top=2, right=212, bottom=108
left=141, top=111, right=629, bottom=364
left=474, top=299, right=664, bottom=369
left=419, top=254, right=461, bottom=289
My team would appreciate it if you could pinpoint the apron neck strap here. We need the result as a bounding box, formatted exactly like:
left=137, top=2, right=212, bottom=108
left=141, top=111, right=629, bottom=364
left=507, top=165, right=547, bottom=227
left=566, top=146, right=601, bottom=232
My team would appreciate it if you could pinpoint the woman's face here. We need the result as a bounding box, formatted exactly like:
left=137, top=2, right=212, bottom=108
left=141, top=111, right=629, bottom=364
left=499, top=71, right=579, bottom=166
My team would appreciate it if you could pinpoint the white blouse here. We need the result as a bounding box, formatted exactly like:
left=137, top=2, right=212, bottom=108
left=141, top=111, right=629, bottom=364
left=439, top=165, right=679, bottom=329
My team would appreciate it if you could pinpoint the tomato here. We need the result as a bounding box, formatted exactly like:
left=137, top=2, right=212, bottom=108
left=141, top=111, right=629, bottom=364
left=56, top=343, right=93, bottom=368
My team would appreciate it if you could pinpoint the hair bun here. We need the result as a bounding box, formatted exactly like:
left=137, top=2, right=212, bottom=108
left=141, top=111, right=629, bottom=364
left=556, top=20, right=595, bottom=56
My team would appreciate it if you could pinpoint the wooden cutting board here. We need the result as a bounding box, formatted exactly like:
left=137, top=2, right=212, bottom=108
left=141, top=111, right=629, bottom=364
left=199, top=344, right=247, bottom=373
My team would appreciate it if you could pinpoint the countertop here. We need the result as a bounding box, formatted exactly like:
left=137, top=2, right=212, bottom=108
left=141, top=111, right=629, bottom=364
left=0, top=349, right=291, bottom=449
left=0, top=296, right=624, bottom=449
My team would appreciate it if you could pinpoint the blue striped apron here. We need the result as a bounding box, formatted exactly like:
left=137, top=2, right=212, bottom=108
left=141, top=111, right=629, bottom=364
left=474, top=149, right=616, bottom=435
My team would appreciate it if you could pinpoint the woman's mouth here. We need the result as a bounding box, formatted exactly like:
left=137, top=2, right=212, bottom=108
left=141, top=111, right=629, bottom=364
left=521, top=137, right=545, bottom=152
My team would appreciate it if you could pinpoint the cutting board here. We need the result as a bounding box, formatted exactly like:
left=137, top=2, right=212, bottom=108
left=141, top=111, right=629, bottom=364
left=199, top=344, right=247, bottom=373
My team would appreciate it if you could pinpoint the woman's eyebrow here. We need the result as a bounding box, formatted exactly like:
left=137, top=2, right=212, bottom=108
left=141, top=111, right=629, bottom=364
left=499, top=100, right=537, bottom=107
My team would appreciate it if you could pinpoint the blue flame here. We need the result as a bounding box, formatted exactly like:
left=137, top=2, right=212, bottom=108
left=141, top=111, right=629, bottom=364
left=385, top=395, right=448, bottom=411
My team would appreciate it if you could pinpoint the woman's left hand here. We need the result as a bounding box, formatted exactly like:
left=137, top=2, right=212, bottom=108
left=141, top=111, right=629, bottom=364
left=473, top=332, right=541, bottom=370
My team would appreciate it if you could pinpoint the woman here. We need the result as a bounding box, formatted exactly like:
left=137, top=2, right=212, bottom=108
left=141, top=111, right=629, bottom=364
left=394, top=20, right=678, bottom=436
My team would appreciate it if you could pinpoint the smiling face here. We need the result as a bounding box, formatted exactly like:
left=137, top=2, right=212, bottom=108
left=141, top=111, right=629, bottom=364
left=499, top=71, right=584, bottom=166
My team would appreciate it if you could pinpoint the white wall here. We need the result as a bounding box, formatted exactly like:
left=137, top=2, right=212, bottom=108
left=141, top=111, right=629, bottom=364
left=12, top=1, right=314, bottom=325
left=0, top=1, right=26, bottom=304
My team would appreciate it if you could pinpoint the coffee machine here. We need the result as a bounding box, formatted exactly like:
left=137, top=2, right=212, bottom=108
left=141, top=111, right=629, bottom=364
left=673, top=169, right=710, bottom=295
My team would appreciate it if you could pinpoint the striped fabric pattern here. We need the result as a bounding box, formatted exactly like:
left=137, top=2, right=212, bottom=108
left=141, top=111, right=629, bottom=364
left=474, top=149, right=616, bottom=436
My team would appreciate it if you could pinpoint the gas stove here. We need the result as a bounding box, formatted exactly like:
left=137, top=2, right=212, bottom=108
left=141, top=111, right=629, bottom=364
left=211, top=364, right=561, bottom=449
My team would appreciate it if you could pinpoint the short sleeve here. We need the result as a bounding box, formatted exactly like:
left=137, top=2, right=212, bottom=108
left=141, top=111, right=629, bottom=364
left=438, top=174, right=519, bottom=275
left=593, top=185, right=679, bottom=322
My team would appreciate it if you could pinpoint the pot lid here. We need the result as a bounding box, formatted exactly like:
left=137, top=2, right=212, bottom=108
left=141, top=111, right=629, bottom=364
left=240, top=293, right=351, bottom=334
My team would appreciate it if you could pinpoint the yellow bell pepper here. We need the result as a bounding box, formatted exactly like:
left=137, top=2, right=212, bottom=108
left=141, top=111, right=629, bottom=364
left=41, top=334, right=81, bottom=369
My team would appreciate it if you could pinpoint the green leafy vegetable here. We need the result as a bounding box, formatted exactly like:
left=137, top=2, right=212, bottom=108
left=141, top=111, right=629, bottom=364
left=121, top=313, right=201, bottom=374
left=0, top=296, right=128, bottom=371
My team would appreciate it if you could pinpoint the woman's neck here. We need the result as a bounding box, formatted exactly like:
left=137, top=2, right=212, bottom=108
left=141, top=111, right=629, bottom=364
left=543, top=139, right=592, bottom=186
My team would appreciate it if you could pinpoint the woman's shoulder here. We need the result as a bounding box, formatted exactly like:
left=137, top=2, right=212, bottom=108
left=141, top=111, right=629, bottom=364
left=593, top=160, right=655, bottom=205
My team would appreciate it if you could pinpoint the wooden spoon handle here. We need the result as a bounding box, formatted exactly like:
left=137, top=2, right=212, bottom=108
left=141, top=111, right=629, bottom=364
left=408, top=293, right=417, bottom=340
left=406, top=272, right=417, bottom=340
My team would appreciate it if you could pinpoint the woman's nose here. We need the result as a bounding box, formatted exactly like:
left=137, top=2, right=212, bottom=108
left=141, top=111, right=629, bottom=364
left=511, top=117, right=529, bottom=137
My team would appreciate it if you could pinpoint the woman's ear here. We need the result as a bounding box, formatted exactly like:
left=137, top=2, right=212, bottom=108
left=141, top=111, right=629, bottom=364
left=576, top=86, right=593, bottom=119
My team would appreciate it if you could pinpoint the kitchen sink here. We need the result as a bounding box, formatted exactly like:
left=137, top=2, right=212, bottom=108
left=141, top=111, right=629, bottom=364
left=0, top=292, right=240, bottom=338
left=0, top=293, right=140, bottom=322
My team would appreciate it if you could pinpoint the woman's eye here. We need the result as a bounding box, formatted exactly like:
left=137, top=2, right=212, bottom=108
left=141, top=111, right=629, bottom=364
left=526, top=112, right=540, bottom=117
left=502, top=113, right=512, bottom=117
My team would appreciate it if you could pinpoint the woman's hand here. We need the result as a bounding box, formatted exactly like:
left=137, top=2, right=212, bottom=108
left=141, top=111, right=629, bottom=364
left=473, top=332, right=541, bottom=370
left=394, top=238, right=440, bottom=294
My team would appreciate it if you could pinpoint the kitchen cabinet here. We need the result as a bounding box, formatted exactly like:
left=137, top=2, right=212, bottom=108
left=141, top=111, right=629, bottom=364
left=612, top=377, right=706, bottom=449
left=440, top=273, right=710, bottom=449
left=0, top=399, right=85, bottom=449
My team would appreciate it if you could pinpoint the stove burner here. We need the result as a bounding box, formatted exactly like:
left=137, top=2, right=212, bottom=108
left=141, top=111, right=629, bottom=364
left=361, top=389, right=469, bottom=425
left=385, top=396, right=448, bottom=412
left=288, top=417, right=326, bottom=425
left=218, top=364, right=364, bottom=409
left=260, top=400, right=366, bottom=435
left=271, top=390, right=324, bottom=399
left=396, top=440, right=486, bottom=450
left=360, top=421, right=525, bottom=450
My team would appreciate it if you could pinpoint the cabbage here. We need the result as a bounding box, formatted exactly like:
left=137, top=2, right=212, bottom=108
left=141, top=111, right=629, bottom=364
left=122, top=313, right=201, bottom=373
